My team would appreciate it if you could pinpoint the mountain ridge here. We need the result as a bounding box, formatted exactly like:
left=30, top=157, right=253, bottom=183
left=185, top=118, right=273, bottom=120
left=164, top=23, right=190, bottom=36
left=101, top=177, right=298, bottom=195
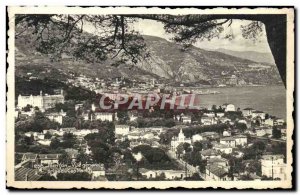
left=15, top=31, right=282, bottom=86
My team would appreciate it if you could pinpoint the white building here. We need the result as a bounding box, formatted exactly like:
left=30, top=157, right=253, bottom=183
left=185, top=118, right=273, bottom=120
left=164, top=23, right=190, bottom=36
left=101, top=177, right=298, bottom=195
left=216, top=112, right=225, bottom=118
left=46, top=110, right=66, bottom=124
left=139, top=169, right=190, bottom=180
left=201, top=116, right=217, bottom=125
left=214, top=144, right=233, bottom=154
left=220, top=135, right=247, bottom=147
left=93, top=112, right=114, bottom=121
left=182, top=116, right=192, bottom=124
left=75, top=103, right=83, bottom=111
left=37, top=139, right=52, bottom=146
left=264, top=118, right=274, bottom=126
left=115, top=125, right=130, bottom=136
left=261, top=155, right=286, bottom=180
left=251, top=111, right=266, bottom=120
left=205, top=157, right=230, bottom=181
left=18, top=90, right=64, bottom=112
left=242, top=108, right=255, bottom=117
left=170, top=129, right=192, bottom=151
left=204, top=112, right=215, bottom=117
left=222, top=104, right=235, bottom=112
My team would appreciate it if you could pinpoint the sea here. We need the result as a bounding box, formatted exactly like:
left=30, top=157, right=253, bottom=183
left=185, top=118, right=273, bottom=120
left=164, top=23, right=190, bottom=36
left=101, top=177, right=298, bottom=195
left=195, top=85, right=286, bottom=119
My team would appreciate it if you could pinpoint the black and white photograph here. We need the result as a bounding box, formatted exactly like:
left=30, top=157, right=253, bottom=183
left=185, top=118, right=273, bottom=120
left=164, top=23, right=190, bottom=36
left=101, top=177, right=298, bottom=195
left=6, top=7, right=294, bottom=189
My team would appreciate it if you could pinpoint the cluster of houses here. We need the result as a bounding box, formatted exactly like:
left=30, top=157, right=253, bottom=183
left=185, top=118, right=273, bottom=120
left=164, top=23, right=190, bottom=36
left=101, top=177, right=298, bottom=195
left=169, top=126, right=287, bottom=181
left=15, top=86, right=287, bottom=181
left=15, top=152, right=106, bottom=181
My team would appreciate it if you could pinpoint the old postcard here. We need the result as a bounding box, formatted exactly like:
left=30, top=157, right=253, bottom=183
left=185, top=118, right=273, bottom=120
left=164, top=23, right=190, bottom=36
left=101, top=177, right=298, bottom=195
left=6, top=7, right=294, bottom=189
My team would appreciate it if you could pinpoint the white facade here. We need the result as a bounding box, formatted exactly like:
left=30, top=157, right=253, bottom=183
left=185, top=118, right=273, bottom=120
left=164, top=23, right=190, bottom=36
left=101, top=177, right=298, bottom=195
left=170, top=129, right=192, bottom=151
left=182, top=116, right=192, bottom=124
left=18, top=90, right=64, bottom=111
left=214, top=144, right=233, bottom=154
left=242, top=108, right=255, bottom=117
left=46, top=110, right=66, bottom=124
left=261, top=155, right=286, bottom=180
left=264, top=118, right=274, bottom=126
left=115, top=125, right=130, bottom=136
left=201, top=117, right=217, bottom=125
left=252, top=111, right=266, bottom=120
left=140, top=169, right=190, bottom=180
left=216, top=112, right=225, bottom=118
left=94, top=112, right=114, bottom=121
left=223, top=104, right=235, bottom=112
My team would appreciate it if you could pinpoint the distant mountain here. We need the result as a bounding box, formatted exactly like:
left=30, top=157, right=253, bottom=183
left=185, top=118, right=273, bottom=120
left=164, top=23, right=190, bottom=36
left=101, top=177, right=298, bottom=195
left=214, top=48, right=275, bottom=65
left=15, top=28, right=282, bottom=85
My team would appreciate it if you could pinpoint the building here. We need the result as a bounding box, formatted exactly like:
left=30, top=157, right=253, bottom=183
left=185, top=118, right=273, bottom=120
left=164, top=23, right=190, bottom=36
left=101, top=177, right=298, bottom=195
left=234, top=134, right=248, bottom=146
left=64, top=148, right=79, bottom=161
left=200, top=132, right=220, bottom=140
left=264, top=118, right=274, bottom=126
left=38, top=154, right=61, bottom=166
left=203, top=112, right=215, bottom=117
left=242, top=108, right=255, bottom=117
left=214, top=143, right=233, bottom=154
left=182, top=116, right=192, bottom=124
left=115, top=125, right=130, bottom=136
left=93, top=112, right=114, bottom=121
left=15, top=167, right=42, bottom=181
left=201, top=116, right=217, bottom=125
left=261, top=155, right=286, bottom=180
left=220, top=135, right=247, bottom=147
left=45, top=110, right=66, bottom=124
left=251, top=111, right=266, bottom=120
left=139, top=168, right=191, bottom=180
left=21, top=153, right=61, bottom=166
left=274, top=118, right=285, bottom=126
left=37, top=139, right=52, bottom=146
left=255, top=129, right=267, bottom=137
left=216, top=112, right=225, bottom=118
left=87, top=164, right=106, bottom=179
left=170, top=129, right=192, bottom=151
left=222, top=104, right=235, bottom=112
left=207, top=157, right=229, bottom=168
left=75, top=103, right=83, bottom=111
left=220, top=137, right=236, bottom=148
left=200, top=149, right=221, bottom=160
left=205, top=165, right=230, bottom=181
left=18, top=90, right=64, bottom=112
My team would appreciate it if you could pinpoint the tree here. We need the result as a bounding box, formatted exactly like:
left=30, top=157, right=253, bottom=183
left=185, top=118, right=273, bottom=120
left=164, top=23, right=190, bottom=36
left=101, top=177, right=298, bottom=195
left=44, top=131, right=52, bottom=139
left=117, top=111, right=129, bottom=124
left=57, top=172, right=92, bottom=181
left=59, top=152, right=72, bottom=165
left=22, top=104, right=33, bottom=112
left=16, top=13, right=288, bottom=86
left=272, top=126, right=281, bottom=139
left=76, top=151, right=89, bottom=164
left=50, top=137, right=61, bottom=150
left=193, top=141, right=203, bottom=152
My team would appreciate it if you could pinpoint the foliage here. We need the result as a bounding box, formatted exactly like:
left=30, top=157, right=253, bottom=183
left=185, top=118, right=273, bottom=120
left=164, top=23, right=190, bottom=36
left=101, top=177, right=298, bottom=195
left=117, top=111, right=129, bottom=124
left=59, top=152, right=72, bottom=165
left=56, top=172, right=92, bottom=181
left=132, top=145, right=178, bottom=170
left=272, top=126, right=281, bottom=139
left=15, top=111, right=60, bottom=133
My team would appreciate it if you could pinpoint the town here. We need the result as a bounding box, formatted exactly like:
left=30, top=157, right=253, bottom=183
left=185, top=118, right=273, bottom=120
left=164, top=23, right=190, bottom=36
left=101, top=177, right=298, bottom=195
left=14, top=72, right=287, bottom=182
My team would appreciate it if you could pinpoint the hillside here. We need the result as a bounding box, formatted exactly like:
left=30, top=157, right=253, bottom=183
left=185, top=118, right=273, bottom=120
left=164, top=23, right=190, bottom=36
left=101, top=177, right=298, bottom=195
left=15, top=28, right=282, bottom=86
left=215, top=48, right=276, bottom=65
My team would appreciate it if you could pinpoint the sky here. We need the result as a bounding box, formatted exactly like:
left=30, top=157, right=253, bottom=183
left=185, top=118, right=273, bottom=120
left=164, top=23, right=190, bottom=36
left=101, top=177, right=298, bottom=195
left=133, top=19, right=272, bottom=53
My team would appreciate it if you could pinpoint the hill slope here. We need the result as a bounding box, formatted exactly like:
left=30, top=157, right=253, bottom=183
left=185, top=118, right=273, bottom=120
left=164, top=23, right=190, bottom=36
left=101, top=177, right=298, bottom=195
left=215, top=48, right=276, bottom=65
left=15, top=31, right=282, bottom=85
